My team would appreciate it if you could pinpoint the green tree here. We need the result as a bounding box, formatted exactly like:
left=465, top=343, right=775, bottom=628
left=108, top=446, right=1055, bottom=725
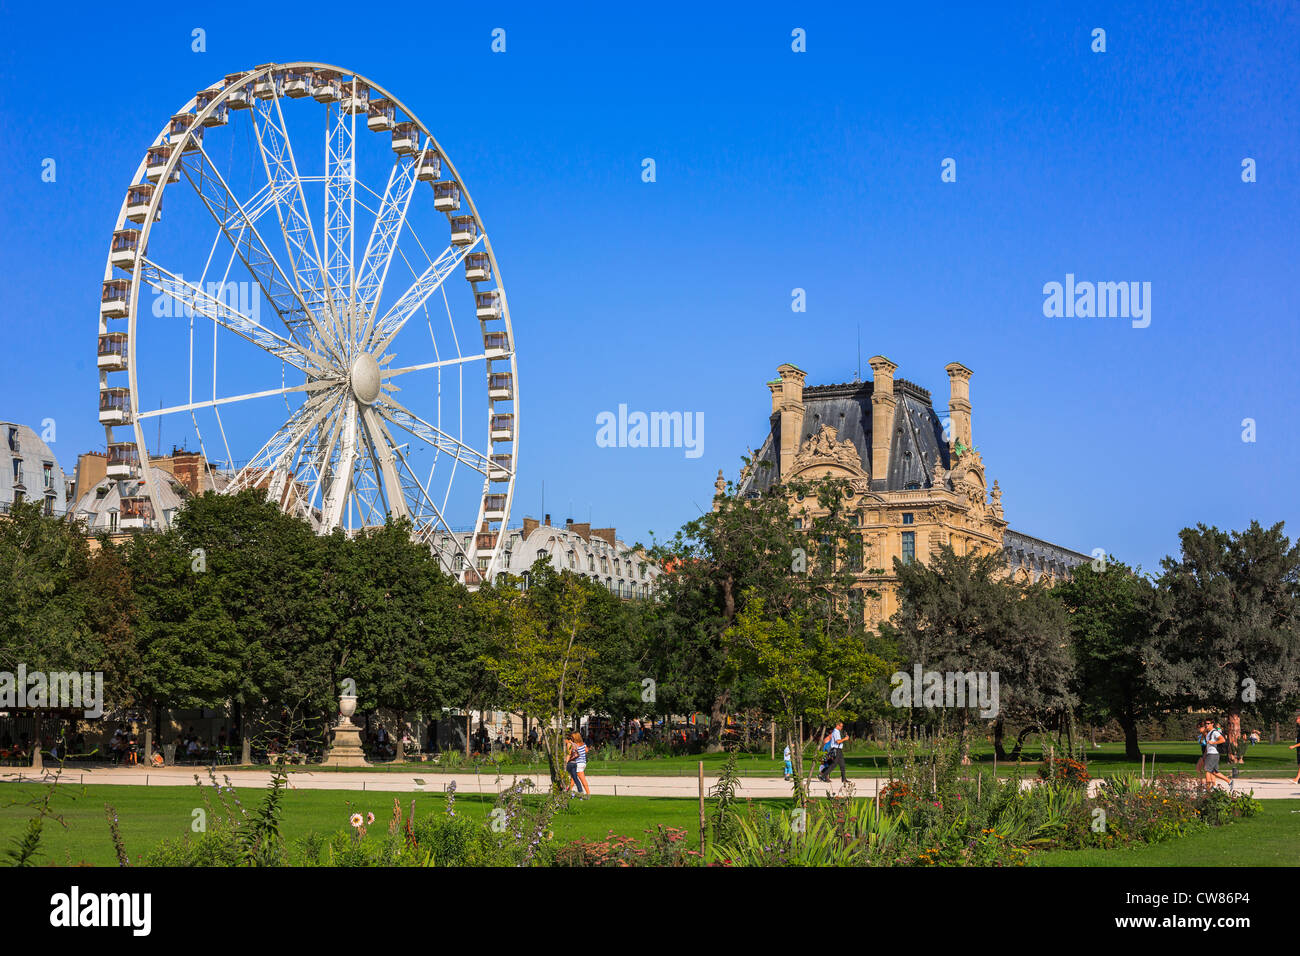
left=724, top=594, right=890, bottom=799
left=483, top=559, right=600, bottom=788
left=648, top=474, right=877, bottom=751
left=0, top=503, right=110, bottom=765
left=888, top=545, right=1075, bottom=760
left=1053, top=559, right=1158, bottom=758
left=1148, top=521, right=1300, bottom=756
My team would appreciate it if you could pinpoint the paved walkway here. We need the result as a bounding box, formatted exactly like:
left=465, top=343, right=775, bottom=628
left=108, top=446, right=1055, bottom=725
left=4, top=765, right=1299, bottom=799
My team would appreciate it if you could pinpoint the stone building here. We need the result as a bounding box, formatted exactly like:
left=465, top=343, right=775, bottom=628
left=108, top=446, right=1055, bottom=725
left=484, top=513, right=660, bottom=598
left=70, top=447, right=228, bottom=534
left=1, top=421, right=68, bottom=516
left=731, top=360, right=1088, bottom=626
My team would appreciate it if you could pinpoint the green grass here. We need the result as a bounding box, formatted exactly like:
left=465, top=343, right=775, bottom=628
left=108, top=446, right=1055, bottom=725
left=0, top=781, right=722, bottom=867
left=3, top=780, right=1296, bottom=867
left=282, top=739, right=1300, bottom=778
left=1032, top=800, right=1300, bottom=867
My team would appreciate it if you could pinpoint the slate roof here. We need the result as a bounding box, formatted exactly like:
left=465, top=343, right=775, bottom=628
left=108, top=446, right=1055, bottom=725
left=737, top=378, right=950, bottom=495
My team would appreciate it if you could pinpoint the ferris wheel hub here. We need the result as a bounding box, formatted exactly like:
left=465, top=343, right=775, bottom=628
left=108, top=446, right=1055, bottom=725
left=349, top=352, right=382, bottom=405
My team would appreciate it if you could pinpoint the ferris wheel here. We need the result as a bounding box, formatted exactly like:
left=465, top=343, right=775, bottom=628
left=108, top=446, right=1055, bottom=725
left=96, top=62, right=517, bottom=585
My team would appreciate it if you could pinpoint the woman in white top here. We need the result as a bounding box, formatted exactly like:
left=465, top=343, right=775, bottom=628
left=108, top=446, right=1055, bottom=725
left=569, top=731, right=590, bottom=798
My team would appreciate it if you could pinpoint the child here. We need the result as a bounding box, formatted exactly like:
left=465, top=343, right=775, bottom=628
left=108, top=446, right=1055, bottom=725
left=782, top=743, right=792, bottom=780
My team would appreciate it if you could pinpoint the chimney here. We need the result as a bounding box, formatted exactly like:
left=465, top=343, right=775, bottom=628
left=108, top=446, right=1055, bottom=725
left=945, top=362, right=973, bottom=452
left=766, top=379, right=783, bottom=416
left=868, top=355, right=898, bottom=489
left=775, top=363, right=807, bottom=479
left=522, top=516, right=539, bottom=537
left=544, top=513, right=551, bottom=526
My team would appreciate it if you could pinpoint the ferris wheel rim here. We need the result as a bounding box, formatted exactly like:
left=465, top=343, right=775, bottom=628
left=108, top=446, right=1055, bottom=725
left=100, top=61, right=518, bottom=583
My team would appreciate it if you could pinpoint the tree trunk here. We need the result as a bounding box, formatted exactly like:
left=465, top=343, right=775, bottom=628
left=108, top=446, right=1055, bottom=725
left=1008, top=725, right=1037, bottom=761
left=993, top=716, right=1008, bottom=761
left=1120, top=713, right=1141, bottom=760
left=705, top=689, right=730, bottom=753
left=31, top=710, right=43, bottom=771
left=464, top=708, right=471, bottom=758
left=391, top=712, right=406, bottom=763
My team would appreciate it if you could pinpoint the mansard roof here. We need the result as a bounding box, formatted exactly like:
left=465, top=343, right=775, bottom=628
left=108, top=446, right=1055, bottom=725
left=738, top=377, right=949, bottom=496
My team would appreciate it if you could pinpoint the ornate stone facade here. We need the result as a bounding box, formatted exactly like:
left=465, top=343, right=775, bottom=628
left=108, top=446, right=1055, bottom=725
left=732, top=360, right=1087, bottom=627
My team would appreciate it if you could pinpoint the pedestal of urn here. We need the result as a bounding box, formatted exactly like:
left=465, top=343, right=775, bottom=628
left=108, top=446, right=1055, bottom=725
left=323, top=694, right=370, bottom=767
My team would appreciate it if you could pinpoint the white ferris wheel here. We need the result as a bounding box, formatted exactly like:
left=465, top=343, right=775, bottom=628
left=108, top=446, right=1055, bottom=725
left=96, top=62, right=518, bottom=585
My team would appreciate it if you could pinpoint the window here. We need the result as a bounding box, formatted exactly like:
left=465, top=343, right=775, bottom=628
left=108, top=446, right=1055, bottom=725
left=6, top=428, right=16, bottom=453
left=43, top=496, right=54, bottom=516
left=901, top=531, right=915, bottom=564
left=902, top=513, right=914, bottom=525
left=793, top=518, right=803, bottom=530
left=43, top=462, right=53, bottom=490
left=109, top=509, right=119, bottom=531
left=849, top=535, right=864, bottom=572
left=588, top=555, right=595, bottom=571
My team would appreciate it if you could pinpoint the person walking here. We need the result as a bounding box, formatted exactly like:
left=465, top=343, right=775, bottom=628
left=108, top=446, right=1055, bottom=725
left=782, top=742, right=793, bottom=781
left=818, top=721, right=849, bottom=784
left=570, top=731, right=590, bottom=798
left=564, top=735, right=582, bottom=795
left=1203, top=720, right=1232, bottom=790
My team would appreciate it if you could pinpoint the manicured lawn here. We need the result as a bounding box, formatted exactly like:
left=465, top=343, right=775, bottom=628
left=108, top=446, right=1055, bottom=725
left=0, top=781, right=722, bottom=867
left=1032, top=800, right=1300, bottom=867
left=3, top=780, right=1296, bottom=867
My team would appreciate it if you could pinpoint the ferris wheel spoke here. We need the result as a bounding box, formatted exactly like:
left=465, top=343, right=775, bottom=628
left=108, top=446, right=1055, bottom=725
left=252, top=95, right=335, bottom=351
left=135, top=379, right=336, bottom=420
left=140, top=258, right=330, bottom=374
left=320, top=400, right=359, bottom=529
left=383, top=436, right=475, bottom=570
left=365, top=236, right=483, bottom=356
left=359, top=405, right=410, bottom=521
left=324, top=87, right=358, bottom=338
left=226, top=389, right=338, bottom=496
left=354, top=148, right=423, bottom=344
left=376, top=398, right=490, bottom=475
left=177, top=145, right=332, bottom=357
left=384, top=353, right=488, bottom=378
left=305, top=399, right=347, bottom=521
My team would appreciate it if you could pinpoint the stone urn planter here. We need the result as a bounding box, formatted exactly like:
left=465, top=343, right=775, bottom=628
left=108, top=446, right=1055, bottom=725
left=323, top=692, right=368, bottom=767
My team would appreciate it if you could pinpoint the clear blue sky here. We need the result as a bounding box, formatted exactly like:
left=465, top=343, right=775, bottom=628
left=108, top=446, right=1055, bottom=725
left=1, top=1, right=1296, bottom=571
